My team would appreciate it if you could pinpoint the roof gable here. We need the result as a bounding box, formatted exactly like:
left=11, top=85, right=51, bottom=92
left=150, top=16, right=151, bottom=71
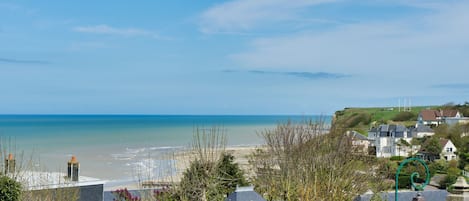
left=351, top=131, right=368, bottom=140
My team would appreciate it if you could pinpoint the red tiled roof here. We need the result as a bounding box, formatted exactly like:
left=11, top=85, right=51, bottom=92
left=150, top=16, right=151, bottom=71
left=419, top=109, right=460, bottom=121
left=440, top=110, right=458, bottom=117
left=420, top=110, right=439, bottom=121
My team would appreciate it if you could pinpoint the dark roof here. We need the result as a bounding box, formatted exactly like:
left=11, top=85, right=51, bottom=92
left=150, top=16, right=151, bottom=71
left=371, top=124, right=408, bottom=137
left=225, top=186, right=266, bottom=201
left=369, top=127, right=378, bottom=132
left=409, top=125, right=434, bottom=137
left=414, top=124, right=434, bottom=133
left=380, top=124, right=390, bottom=132
left=351, top=131, right=368, bottom=140
left=354, top=190, right=448, bottom=201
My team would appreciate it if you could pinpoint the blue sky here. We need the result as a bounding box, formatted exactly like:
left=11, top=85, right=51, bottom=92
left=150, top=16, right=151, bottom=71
left=1, top=0, right=469, bottom=114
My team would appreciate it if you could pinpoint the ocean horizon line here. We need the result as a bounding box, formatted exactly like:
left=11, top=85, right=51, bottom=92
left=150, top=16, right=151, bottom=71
left=0, top=113, right=331, bottom=116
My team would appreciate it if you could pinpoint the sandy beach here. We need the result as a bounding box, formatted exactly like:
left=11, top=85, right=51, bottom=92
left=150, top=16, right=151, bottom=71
left=104, top=145, right=263, bottom=191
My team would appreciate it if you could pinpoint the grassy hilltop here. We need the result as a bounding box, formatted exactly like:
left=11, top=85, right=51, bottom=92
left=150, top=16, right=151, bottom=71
left=334, top=102, right=469, bottom=135
left=333, top=106, right=436, bottom=135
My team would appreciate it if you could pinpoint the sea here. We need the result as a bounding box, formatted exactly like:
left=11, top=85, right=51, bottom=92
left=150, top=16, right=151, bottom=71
left=0, top=115, right=330, bottom=185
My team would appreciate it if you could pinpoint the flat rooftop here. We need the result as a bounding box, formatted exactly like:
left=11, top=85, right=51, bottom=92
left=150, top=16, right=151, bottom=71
left=13, top=171, right=105, bottom=190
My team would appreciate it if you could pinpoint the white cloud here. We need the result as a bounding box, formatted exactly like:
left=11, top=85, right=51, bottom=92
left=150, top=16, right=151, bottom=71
left=73, top=24, right=164, bottom=39
left=230, top=1, right=469, bottom=80
left=199, top=0, right=337, bottom=33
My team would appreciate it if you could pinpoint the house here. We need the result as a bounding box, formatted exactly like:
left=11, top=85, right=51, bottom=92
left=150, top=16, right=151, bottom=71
left=417, top=139, right=458, bottom=162
left=6, top=155, right=105, bottom=201
left=418, top=109, right=469, bottom=126
left=350, top=131, right=371, bottom=154
left=225, top=186, right=266, bottom=201
left=409, top=124, right=435, bottom=138
left=368, top=125, right=416, bottom=158
left=440, top=139, right=457, bottom=161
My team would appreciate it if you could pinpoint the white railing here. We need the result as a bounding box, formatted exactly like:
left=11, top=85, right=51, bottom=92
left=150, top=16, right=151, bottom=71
left=463, top=170, right=469, bottom=177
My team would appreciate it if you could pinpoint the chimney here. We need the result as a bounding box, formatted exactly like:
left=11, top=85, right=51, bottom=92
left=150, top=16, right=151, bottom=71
left=67, top=156, right=79, bottom=181
left=4, top=153, right=16, bottom=174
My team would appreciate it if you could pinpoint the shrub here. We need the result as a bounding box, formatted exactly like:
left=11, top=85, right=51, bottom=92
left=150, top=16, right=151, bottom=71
left=112, top=188, right=140, bottom=201
left=0, top=176, right=22, bottom=201
left=153, top=186, right=177, bottom=201
left=439, top=167, right=460, bottom=189
left=392, top=112, right=416, bottom=121
left=397, top=174, right=411, bottom=189
left=390, top=156, right=405, bottom=161
left=346, top=113, right=371, bottom=128
left=429, top=159, right=448, bottom=174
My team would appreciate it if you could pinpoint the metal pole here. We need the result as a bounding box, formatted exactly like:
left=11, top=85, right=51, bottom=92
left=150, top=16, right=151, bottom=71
left=395, top=158, right=430, bottom=201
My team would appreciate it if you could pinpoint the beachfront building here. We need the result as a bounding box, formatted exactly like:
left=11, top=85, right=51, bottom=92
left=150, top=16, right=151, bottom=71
left=8, top=156, right=105, bottom=201
left=368, top=124, right=415, bottom=158
left=418, top=109, right=469, bottom=126
left=19, top=171, right=105, bottom=201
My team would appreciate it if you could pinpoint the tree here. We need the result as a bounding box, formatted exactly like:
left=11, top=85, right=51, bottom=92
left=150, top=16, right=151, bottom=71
left=459, top=151, right=469, bottom=170
left=439, top=167, right=460, bottom=189
left=434, top=124, right=449, bottom=138
left=249, top=119, right=380, bottom=201
left=175, top=127, right=247, bottom=201
left=0, top=176, right=22, bottom=201
left=178, top=159, right=214, bottom=201
left=216, top=153, right=248, bottom=196
left=422, top=136, right=442, bottom=157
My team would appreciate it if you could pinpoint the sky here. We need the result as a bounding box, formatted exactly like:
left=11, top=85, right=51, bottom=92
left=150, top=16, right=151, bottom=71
left=1, top=0, right=469, bottom=115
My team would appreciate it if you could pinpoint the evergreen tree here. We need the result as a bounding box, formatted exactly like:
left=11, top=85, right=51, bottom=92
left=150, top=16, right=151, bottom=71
left=0, top=176, right=22, bottom=201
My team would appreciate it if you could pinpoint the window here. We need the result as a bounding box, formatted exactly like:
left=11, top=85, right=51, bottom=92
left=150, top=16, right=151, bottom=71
left=446, top=147, right=453, bottom=152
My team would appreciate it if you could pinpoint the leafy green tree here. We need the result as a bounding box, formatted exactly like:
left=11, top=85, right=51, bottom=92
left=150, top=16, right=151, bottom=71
left=434, top=124, right=449, bottom=138
left=422, top=136, right=442, bottom=156
left=175, top=127, right=247, bottom=201
left=428, top=159, right=448, bottom=174
left=178, top=159, right=213, bottom=201
left=439, top=167, right=460, bottom=189
left=459, top=152, right=469, bottom=170
left=0, top=176, right=22, bottom=201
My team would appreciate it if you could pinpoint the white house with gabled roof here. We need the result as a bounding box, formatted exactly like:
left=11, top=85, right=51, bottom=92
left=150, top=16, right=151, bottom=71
left=440, top=139, right=457, bottom=161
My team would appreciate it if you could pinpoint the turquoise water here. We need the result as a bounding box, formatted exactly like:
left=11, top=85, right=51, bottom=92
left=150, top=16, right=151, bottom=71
left=0, top=115, right=330, bottom=181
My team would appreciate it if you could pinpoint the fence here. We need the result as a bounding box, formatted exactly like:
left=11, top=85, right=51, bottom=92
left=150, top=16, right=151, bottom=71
left=463, top=170, right=469, bottom=177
